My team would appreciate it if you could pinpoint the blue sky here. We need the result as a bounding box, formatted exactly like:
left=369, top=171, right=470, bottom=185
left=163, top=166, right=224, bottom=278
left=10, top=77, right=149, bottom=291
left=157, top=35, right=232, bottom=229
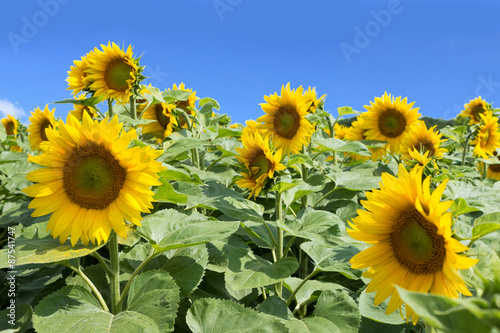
left=1, top=0, right=499, bottom=125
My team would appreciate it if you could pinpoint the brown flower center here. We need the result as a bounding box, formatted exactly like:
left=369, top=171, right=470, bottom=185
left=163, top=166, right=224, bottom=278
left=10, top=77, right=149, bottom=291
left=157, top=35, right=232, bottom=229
left=412, top=139, right=435, bottom=156
left=154, top=104, right=170, bottom=129
left=274, top=105, right=301, bottom=139
left=390, top=207, right=445, bottom=274
left=471, top=104, right=486, bottom=122
left=378, top=109, right=407, bottom=138
left=39, top=118, right=53, bottom=142
left=63, top=142, right=126, bottom=210
left=250, top=152, right=270, bottom=178
left=106, top=60, right=134, bottom=91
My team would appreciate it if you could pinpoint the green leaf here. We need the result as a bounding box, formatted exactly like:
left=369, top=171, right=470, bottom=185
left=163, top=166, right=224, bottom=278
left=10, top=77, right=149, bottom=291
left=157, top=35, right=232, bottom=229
left=145, top=245, right=208, bottom=297
left=396, top=287, right=497, bottom=333
left=256, top=296, right=294, bottom=322
left=154, top=179, right=188, bottom=204
left=163, top=89, right=192, bottom=101
left=0, top=124, right=6, bottom=142
left=186, top=298, right=288, bottom=333
left=285, top=317, right=341, bottom=333
left=33, top=286, right=159, bottom=333
left=199, top=97, right=220, bottom=110
left=0, top=222, right=104, bottom=269
left=328, top=172, right=381, bottom=191
left=287, top=154, right=314, bottom=168
left=52, top=95, right=103, bottom=106
left=226, top=248, right=299, bottom=290
left=270, top=181, right=300, bottom=194
left=337, top=106, right=360, bottom=117
left=127, top=270, right=180, bottom=332
left=451, top=198, right=481, bottom=217
left=158, top=168, right=203, bottom=185
left=312, top=290, right=361, bottom=333
left=159, top=137, right=207, bottom=162
left=284, top=277, right=346, bottom=307
left=0, top=303, right=32, bottom=332
left=359, top=289, right=406, bottom=325
left=315, top=137, right=370, bottom=156
left=137, top=209, right=239, bottom=251
left=212, top=197, right=265, bottom=222
left=301, top=242, right=360, bottom=279
left=207, top=235, right=250, bottom=273
left=472, top=212, right=500, bottom=239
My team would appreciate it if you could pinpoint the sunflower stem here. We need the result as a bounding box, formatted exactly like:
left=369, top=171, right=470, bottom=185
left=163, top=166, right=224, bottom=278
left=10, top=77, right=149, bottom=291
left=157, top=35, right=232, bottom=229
left=301, top=146, right=309, bottom=208
left=62, top=261, right=109, bottom=312
left=107, top=99, right=114, bottom=117
left=275, top=191, right=284, bottom=298
left=286, top=268, right=320, bottom=307
left=92, top=251, right=115, bottom=278
left=462, top=132, right=474, bottom=166
left=129, top=95, right=137, bottom=120
left=326, top=115, right=338, bottom=167
left=109, top=232, right=121, bottom=314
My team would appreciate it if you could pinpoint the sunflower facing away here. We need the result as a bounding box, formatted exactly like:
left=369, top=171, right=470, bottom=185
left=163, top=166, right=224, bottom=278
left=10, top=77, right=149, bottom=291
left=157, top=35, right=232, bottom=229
left=140, top=102, right=178, bottom=139
left=401, top=121, right=447, bottom=161
left=69, top=94, right=98, bottom=120
left=66, top=51, right=96, bottom=96
left=257, top=83, right=314, bottom=154
left=458, top=97, right=491, bottom=125
left=28, top=105, right=56, bottom=151
left=86, top=42, right=140, bottom=103
left=1, top=115, right=18, bottom=136
left=348, top=164, right=478, bottom=324
left=170, top=82, right=199, bottom=113
left=470, top=112, right=500, bottom=159
left=302, top=86, right=326, bottom=114
left=23, top=113, right=165, bottom=246
left=362, top=92, right=421, bottom=154
left=235, top=131, right=286, bottom=198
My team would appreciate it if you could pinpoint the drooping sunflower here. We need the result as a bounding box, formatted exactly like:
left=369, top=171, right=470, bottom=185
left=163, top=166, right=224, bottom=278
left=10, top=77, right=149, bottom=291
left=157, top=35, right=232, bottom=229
left=471, top=112, right=500, bottom=159
left=257, top=83, right=314, bottom=154
left=23, top=113, right=165, bottom=246
left=486, top=152, right=500, bottom=180
left=86, top=42, right=140, bottom=103
left=401, top=121, right=447, bottom=161
left=169, top=82, right=198, bottom=112
left=1, top=115, right=18, bottom=136
left=302, top=86, right=326, bottom=114
left=69, top=94, right=98, bottom=120
left=28, top=105, right=57, bottom=151
left=66, top=51, right=96, bottom=96
left=140, top=102, right=178, bottom=139
left=458, top=97, right=491, bottom=125
left=235, top=132, right=286, bottom=198
left=362, top=92, right=421, bottom=154
left=348, top=164, right=478, bottom=324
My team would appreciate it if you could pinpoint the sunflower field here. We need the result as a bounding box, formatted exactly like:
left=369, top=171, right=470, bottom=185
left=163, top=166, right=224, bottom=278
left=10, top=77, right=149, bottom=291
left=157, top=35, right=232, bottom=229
left=1, top=42, right=500, bottom=333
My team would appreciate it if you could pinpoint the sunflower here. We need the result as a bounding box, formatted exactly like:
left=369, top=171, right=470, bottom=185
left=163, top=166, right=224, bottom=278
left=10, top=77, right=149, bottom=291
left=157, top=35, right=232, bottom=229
left=401, top=121, right=447, bottom=161
left=23, top=113, right=165, bottom=246
left=140, top=102, right=178, bottom=139
left=242, top=119, right=265, bottom=139
left=458, top=97, right=491, bottom=125
left=345, top=114, right=388, bottom=162
left=235, top=131, right=286, bottom=198
left=333, top=123, right=348, bottom=140
left=1, top=115, right=18, bottom=136
left=257, top=83, right=314, bottom=154
left=86, top=42, right=139, bottom=103
left=28, top=105, right=57, bottom=151
left=348, top=164, right=478, bottom=324
left=302, top=86, right=326, bottom=114
left=470, top=112, right=500, bottom=159
left=486, top=152, right=500, bottom=180
left=67, top=51, right=95, bottom=96
left=69, top=94, right=98, bottom=120
left=362, top=92, right=420, bottom=154
left=169, top=82, right=198, bottom=113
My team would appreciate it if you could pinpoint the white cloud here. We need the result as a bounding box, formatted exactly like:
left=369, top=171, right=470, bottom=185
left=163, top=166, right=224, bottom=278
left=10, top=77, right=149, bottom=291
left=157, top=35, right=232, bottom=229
left=0, top=99, right=26, bottom=118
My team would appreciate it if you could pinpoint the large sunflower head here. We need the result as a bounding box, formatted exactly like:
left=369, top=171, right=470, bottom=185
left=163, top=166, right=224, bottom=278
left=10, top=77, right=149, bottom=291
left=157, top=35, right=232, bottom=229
left=23, top=113, right=165, bottom=246
left=362, top=92, right=421, bottom=154
left=28, top=105, right=57, bottom=151
left=471, top=112, right=500, bottom=159
left=1, top=114, right=18, bottom=136
left=69, top=94, right=98, bottom=120
left=140, top=102, right=178, bottom=139
left=459, top=97, right=491, bottom=125
left=66, top=51, right=96, bottom=96
left=86, top=42, right=141, bottom=103
left=235, top=132, right=286, bottom=198
left=302, top=86, right=326, bottom=114
left=401, top=122, right=447, bottom=160
left=257, top=83, right=314, bottom=154
left=348, top=164, right=478, bottom=324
